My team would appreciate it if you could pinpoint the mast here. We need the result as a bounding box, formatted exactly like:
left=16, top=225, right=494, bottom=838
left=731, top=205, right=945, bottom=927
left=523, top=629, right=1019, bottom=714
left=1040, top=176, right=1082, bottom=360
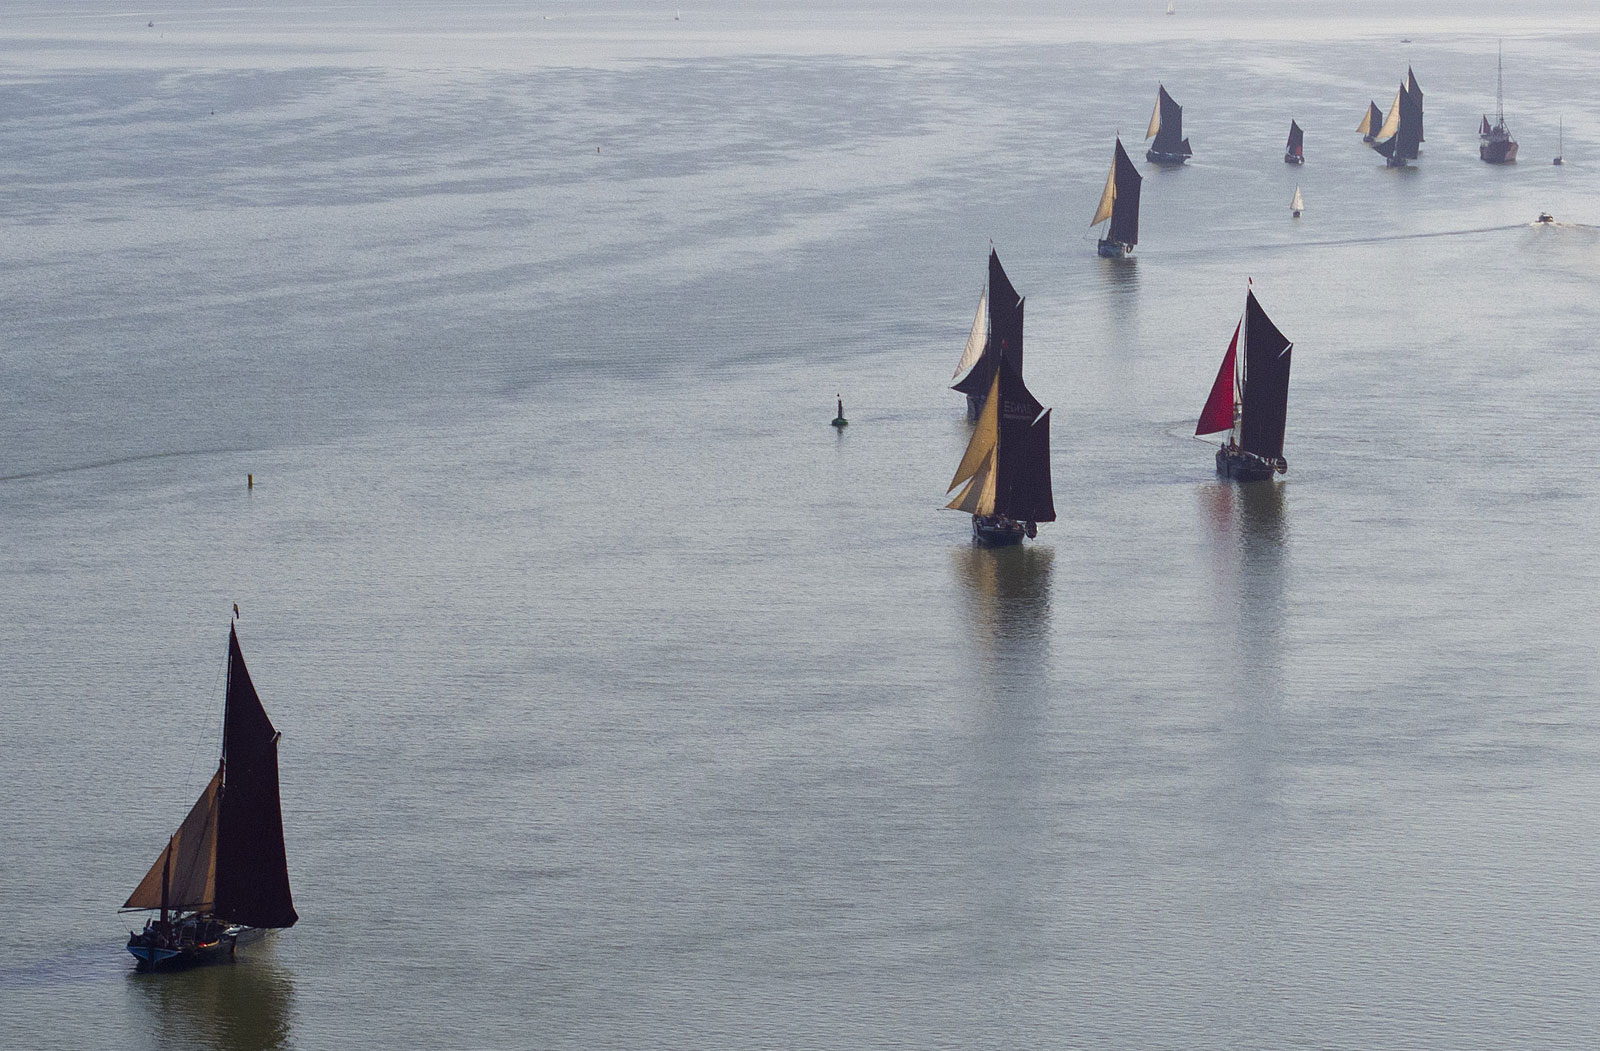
left=1496, top=42, right=1504, bottom=126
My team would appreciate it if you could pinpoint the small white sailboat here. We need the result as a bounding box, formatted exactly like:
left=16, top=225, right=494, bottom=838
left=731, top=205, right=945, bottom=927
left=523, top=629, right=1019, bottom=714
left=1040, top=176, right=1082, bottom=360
left=1166, top=1, right=1175, bottom=14
left=1291, top=186, right=1303, bottom=218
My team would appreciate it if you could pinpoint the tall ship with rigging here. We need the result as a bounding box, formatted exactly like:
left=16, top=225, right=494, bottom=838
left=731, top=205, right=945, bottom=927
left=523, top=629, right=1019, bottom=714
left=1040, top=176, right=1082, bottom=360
left=1372, top=68, right=1423, bottom=168
left=1196, top=284, right=1294, bottom=482
left=1090, top=138, right=1142, bottom=258
left=123, top=621, right=298, bottom=969
left=1145, top=84, right=1193, bottom=164
left=1284, top=120, right=1304, bottom=164
left=951, top=249, right=1024, bottom=421
left=1479, top=45, right=1518, bottom=164
left=946, top=356, right=1055, bottom=546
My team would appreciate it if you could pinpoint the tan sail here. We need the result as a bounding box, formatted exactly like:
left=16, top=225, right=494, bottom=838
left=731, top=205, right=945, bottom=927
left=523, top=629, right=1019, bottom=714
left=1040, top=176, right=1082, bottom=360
left=1145, top=97, right=1162, bottom=140
left=1090, top=156, right=1117, bottom=227
left=948, top=371, right=1000, bottom=492
left=945, top=448, right=997, bottom=514
left=1356, top=107, right=1373, bottom=135
left=124, top=770, right=221, bottom=911
left=951, top=289, right=988, bottom=380
left=1377, top=88, right=1402, bottom=140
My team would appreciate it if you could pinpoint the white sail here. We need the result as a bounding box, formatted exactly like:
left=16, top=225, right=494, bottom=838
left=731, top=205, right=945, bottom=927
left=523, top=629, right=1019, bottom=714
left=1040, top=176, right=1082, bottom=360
left=951, top=289, right=988, bottom=380
left=1090, top=156, right=1117, bottom=228
left=1290, top=187, right=1304, bottom=212
left=1377, top=88, right=1402, bottom=140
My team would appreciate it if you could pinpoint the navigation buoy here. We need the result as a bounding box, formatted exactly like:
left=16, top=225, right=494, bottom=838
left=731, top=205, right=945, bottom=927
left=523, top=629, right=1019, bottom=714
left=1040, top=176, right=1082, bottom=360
left=831, top=396, right=848, bottom=428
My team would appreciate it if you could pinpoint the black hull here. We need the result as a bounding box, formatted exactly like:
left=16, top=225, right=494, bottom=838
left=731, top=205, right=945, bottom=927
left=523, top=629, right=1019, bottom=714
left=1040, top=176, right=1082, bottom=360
left=965, top=392, right=984, bottom=422
left=1097, top=238, right=1133, bottom=259
left=1146, top=149, right=1189, bottom=165
left=1284, top=153, right=1304, bottom=164
left=1385, top=155, right=1409, bottom=168
left=128, top=931, right=243, bottom=971
left=1362, top=134, right=1377, bottom=143
left=971, top=515, right=1035, bottom=547
left=1216, top=447, right=1287, bottom=482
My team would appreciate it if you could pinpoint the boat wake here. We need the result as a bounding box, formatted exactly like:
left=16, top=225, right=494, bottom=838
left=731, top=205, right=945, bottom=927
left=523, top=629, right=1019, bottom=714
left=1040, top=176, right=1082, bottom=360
left=0, top=445, right=257, bottom=485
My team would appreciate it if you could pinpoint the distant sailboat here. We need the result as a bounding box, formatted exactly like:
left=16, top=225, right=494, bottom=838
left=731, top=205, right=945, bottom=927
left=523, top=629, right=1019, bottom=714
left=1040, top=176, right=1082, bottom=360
left=1480, top=44, right=1517, bottom=163
left=1091, top=138, right=1142, bottom=258
left=1373, top=68, right=1423, bottom=167
left=1145, top=84, right=1193, bottom=165
left=1291, top=186, right=1303, bottom=218
left=123, top=623, right=297, bottom=969
left=1358, top=100, right=1382, bottom=143
left=945, top=357, right=1055, bottom=546
left=1554, top=117, right=1564, bottom=165
left=1284, top=119, right=1304, bottom=164
left=1197, top=285, right=1294, bottom=481
left=951, top=249, right=1024, bottom=421
left=1166, top=1, right=1175, bottom=13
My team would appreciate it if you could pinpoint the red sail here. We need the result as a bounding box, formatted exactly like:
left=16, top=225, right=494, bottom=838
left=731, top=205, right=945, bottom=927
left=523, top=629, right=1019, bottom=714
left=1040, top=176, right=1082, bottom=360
left=1196, top=321, right=1239, bottom=435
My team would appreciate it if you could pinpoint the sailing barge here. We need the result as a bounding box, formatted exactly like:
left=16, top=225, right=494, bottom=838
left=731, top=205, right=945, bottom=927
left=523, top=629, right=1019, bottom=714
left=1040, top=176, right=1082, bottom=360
left=946, top=358, right=1055, bottom=546
left=1284, top=120, right=1304, bottom=164
left=1196, top=285, right=1294, bottom=482
left=951, top=249, right=1024, bottom=421
left=1480, top=46, right=1517, bottom=164
left=1373, top=68, right=1423, bottom=168
left=1090, top=138, right=1142, bottom=258
left=1357, top=100, right=1382, bottom=143
left=123, top=623, right=297, bottom=969
left=1145, top=84, right=1193, bottom=165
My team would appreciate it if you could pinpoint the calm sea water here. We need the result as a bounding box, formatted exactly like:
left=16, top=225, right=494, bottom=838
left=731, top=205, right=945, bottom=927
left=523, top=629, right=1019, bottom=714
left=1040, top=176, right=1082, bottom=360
left=4, top=3, right=1600, bottom=1048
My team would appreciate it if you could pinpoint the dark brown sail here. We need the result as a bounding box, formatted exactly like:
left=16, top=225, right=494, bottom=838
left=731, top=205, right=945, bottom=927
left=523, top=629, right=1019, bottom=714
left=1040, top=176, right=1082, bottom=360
left=953, top=250, right=1023, bottom=396
left=1285, top=120, right=1304, bottom=159
left=1009, top=409, right=1056, bottom=523
left=213, top=626, right=298, bottom=929
left=1239, top=291, right=1292, bottom=462
left=993, top=357, right=1053, bottom=522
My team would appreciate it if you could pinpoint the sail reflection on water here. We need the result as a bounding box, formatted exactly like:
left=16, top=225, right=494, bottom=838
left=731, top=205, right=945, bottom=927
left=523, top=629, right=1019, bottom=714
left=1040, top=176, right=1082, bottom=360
left=1198, top=480, right=1288, bottom=663
left=952, top=544, right=1056, bottom=652
left=128, top=960, right=295, bottom=1051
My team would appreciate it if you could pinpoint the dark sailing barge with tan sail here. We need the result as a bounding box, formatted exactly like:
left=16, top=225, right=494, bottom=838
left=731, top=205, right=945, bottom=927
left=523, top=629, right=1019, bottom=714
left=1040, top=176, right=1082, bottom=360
left=1196, top=285, right=1294, bottom=482
left=123, top=623, right=297, bottom=969
left=1145, top=84, right=1192, bottom=165
left=1372, top=68, right=1423, bottom=168
left=951, top=249, right=1024, bottom=420
left=946, top=356, right=1055, bottom=546
left=1091, top=137, right=1142, bottom=258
